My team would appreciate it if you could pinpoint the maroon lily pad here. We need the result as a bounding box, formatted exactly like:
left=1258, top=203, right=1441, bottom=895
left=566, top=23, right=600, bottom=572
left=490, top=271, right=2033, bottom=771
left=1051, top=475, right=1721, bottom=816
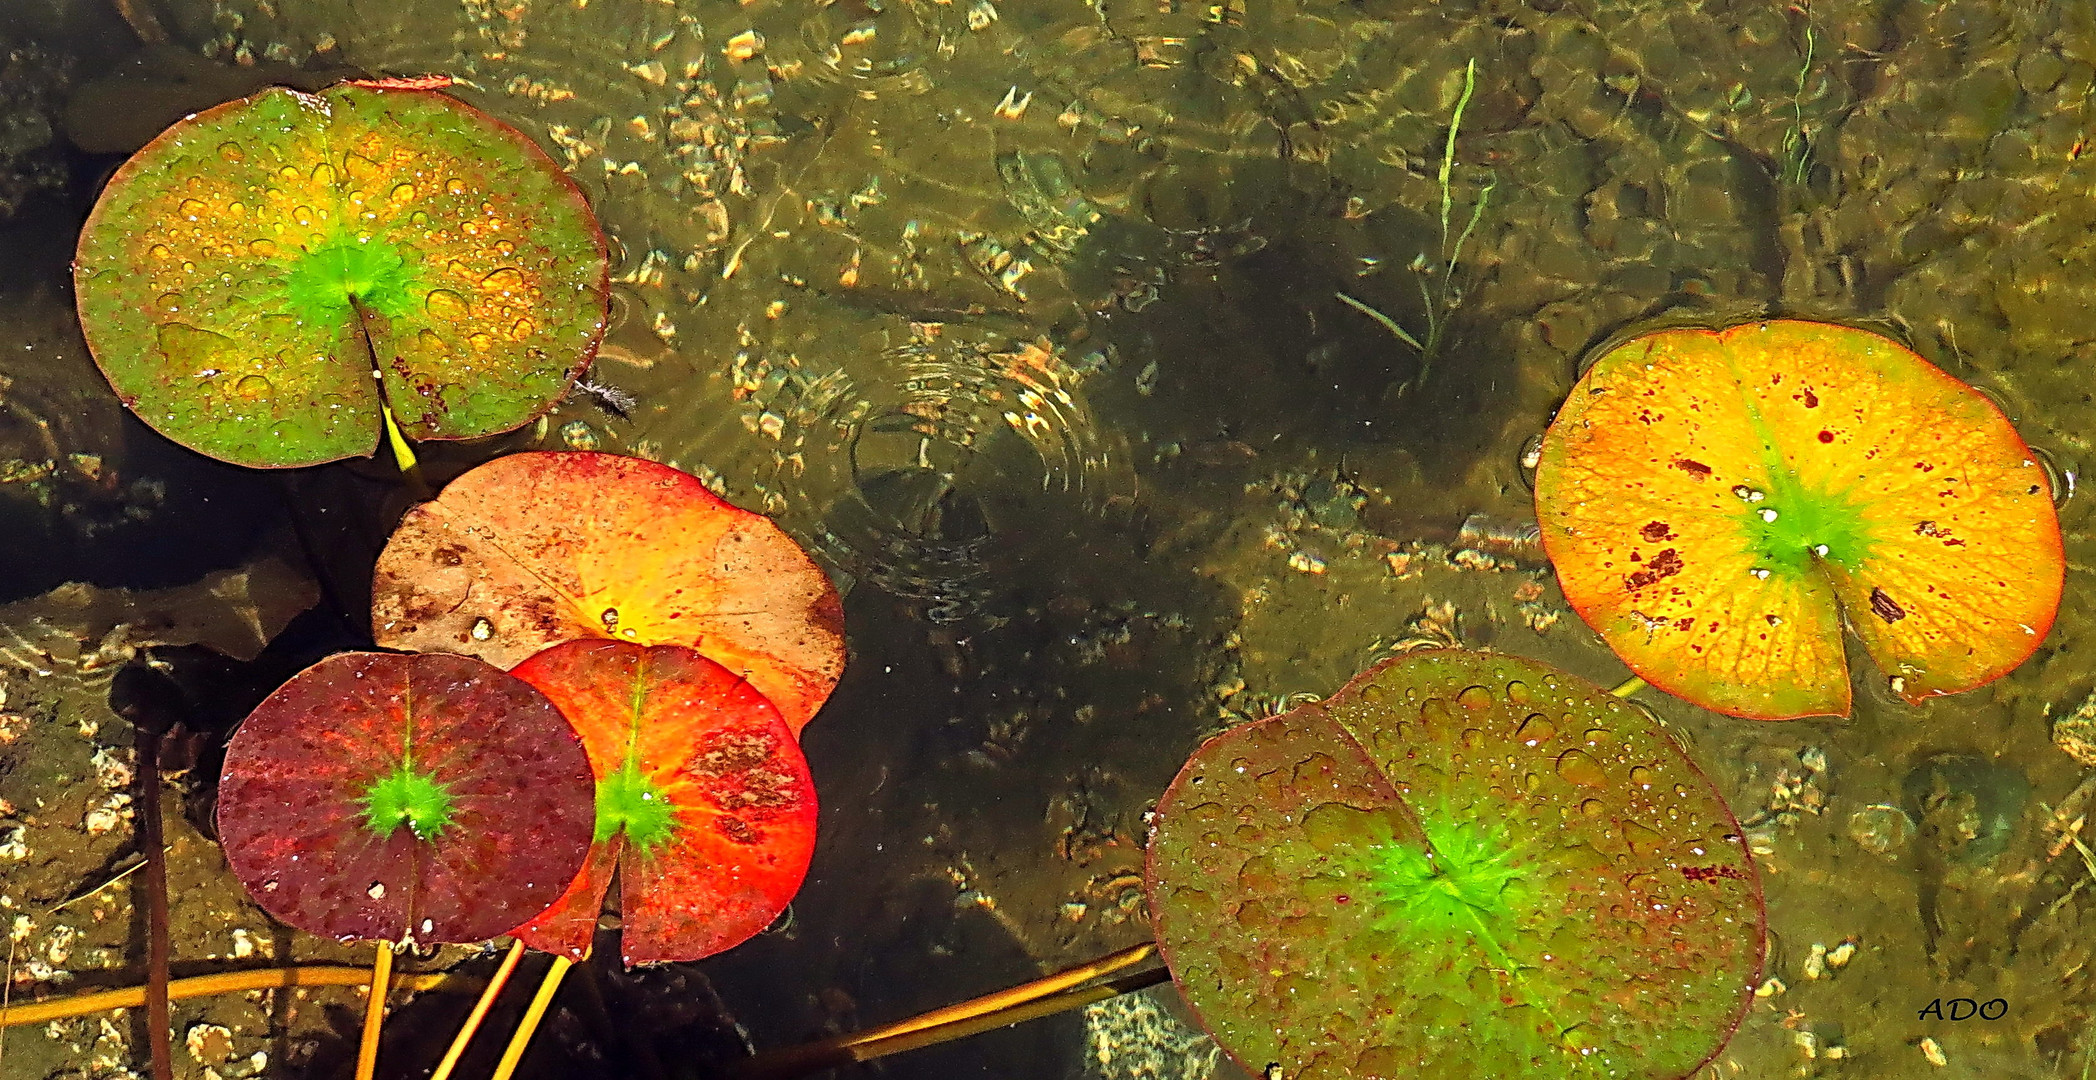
left=215, top=652, right=595, bottom=944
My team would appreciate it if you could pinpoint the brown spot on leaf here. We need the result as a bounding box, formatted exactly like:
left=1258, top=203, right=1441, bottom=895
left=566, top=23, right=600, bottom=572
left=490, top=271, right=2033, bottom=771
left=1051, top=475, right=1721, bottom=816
left=1817, top=430, right=1834, bottom=443
left=1624, top=548, right=1683, bottom=592
left=1869, top=587, right=1905, bottom=623
left=1671, top=458, right=1712, bottom=478
left=1640, top=520, right=1674, bottom=541
left=1800, top=388, right=1819, bottom=408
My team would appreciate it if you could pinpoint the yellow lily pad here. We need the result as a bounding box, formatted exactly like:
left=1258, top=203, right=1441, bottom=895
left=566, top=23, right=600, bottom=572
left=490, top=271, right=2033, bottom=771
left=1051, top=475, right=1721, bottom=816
left=1535, top=320, right=2062, bottom=720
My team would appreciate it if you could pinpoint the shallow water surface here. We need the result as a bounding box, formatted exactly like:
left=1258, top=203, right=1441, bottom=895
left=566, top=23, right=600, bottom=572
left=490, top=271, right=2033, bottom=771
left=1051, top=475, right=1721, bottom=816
left=2, top=1, right=2095, bottom=1078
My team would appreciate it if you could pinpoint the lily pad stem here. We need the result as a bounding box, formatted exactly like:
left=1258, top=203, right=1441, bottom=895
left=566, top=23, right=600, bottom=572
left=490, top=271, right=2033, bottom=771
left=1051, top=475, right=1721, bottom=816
left=429, top=938, right=528, bottom=1080
left=492, top=955, right=574, bottom=1080
left=354, top=943, right=393, bottom=1080
left=1610, top=675, right=1648, bottom=699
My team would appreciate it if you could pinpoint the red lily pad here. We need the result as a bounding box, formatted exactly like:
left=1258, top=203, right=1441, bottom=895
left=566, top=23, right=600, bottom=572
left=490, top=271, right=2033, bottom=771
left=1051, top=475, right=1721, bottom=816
left=73, top=80, right=608, bottom=469
left=215, top=652, right=595, bottom=945
left=370, top=451, right=846, bottom=734
left=1146, top=650, right=1764, bottom=1080
left=507, top=640, right=817, bottom=965
left=1535, top=320, right=2063, bottom=719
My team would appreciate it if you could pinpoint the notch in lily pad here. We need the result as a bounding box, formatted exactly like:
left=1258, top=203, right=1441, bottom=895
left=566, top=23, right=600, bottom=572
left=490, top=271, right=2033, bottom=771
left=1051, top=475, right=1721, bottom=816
left=1535, top=320, right=2064, bottom=720
left=73, top=79, right=609, bottom=469
left=370, top=451, right=846, bottom=734
left=507, top=639, right=818, bottom=966
left=1145, top=650, right=1765, bottom=1079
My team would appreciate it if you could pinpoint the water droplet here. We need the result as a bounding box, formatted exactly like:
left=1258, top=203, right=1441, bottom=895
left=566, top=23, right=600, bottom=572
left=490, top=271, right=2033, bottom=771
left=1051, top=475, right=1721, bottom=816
left=470, top=617, right=494, bottom=641
left=156, top=291, right=183, bottom=312
left=480, top=267, right=526, bottom=292
left=410, top=210, right=430, bottom=226
left=1455, top=684, right=1494, bottom=711
left=1555, top=748, right=1608, bottom=788
left=495, top=240, right=516, bottom=256
left=226, top=200, right=245, bottom=216
left=390, top=182, right=417, bottom=204
left=467, top=331, right=494, bottom=351
left=234, top=374, right=274, bottom=400
left=1516, top=713, right=1555, bottom=745
left=311, top=163, right=336, bottom=186
left=1419, top=699, right=1453, bottom=729
left=278, top=165, right=300, bottom=180
left=1459, top=727, right=1484, bottom=749
left=600, top=608, right=620, bottom=630
left=217, top=142, right=244, bottom=162
left=510, top=317, right=535, bottom=340
left=293, top=205, right=316, bottom=226
left=1628, top=765, right=1654, bottom=787
left=446, top=177, right=467, bottom=195
left=1619, top=820, right=1663, bottom=855
left=247, top=238, right=278, bottom=257
left=1505, top=680, right=1530, bottom=704
left=148, top=244, right=172, bottom=259
left=178, top=198, right=206, bottom=219
left=415, top=329, right=447, bottom=354
left=424, top=289, right=470, bottom=319
left=1578, top=797, right=1604, bottom=817
left=343, top=151, right=380, bottom=180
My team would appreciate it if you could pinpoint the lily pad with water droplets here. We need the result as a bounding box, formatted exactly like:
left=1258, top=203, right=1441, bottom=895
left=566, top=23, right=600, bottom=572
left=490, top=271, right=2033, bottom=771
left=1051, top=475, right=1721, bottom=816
left=1145, top=650, right=1764, bottom=1080
left=1535, top=320, right=2063, bottom=720
left=507, top=640, right=818, bottom=965
left=73, top=80, right=608, bottom=468
left=215, top=652, right=596, bottom=945
left=370, top=451, right=846, bottom=734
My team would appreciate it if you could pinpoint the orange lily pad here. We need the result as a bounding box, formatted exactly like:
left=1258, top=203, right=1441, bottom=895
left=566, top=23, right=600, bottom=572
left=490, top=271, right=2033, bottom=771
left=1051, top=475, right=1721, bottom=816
left=508, top=640, right=817, bottom=965
left=1535, top=319, right=2063, bottom=720
left=370, top=451, right=845, bottom=733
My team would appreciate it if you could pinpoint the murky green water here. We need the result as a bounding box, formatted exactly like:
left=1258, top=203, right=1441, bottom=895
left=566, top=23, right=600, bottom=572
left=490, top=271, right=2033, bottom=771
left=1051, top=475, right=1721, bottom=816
left=2, top=0, right=2095, bottom=1077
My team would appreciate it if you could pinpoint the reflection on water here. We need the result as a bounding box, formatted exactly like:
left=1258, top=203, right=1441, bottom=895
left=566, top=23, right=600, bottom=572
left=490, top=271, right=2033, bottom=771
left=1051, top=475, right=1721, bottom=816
left=4, top=0, right=2096, bottom=1077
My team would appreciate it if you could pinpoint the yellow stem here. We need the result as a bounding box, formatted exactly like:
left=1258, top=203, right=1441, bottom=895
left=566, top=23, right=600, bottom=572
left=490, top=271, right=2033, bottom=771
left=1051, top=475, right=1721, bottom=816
left=381, top=403, right=422, bottom=476
left=429, top=940, right=527, bottom=1080
left=1610, top=675, right=1648, bottom=698
left=354, top=943, right=394, bottom=1080
left=492, top=955, right=572, bottom=1080
left=732, top=942, right=1159, bottom=1079
left=1, top=965, right=459, bottom=1028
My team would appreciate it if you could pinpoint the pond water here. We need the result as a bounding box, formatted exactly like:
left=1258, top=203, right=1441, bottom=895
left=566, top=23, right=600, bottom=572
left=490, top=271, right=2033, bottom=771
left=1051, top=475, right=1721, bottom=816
left=1, top=0, right=2094, bottom=1077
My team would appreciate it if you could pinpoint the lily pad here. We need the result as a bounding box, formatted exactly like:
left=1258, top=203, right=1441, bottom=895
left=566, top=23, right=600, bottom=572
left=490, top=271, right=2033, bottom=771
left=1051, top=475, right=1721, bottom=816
left=507, top=640, right=818, bottom=965
left=1146, top=650, right=1764, bottom=1080
left=371, top=451, right=846, bottom=734
left=1535, top=320, right=2063, bottom=720
left=73, top=80, right=608, bottom=468
left=215, top=652, right=596, bottom=945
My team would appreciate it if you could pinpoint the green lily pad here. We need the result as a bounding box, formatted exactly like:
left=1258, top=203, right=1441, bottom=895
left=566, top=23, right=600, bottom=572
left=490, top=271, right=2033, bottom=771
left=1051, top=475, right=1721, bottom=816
left=73, top=80, right=609, bottom=468
left=1145, top=650, right=1765, bottom=1079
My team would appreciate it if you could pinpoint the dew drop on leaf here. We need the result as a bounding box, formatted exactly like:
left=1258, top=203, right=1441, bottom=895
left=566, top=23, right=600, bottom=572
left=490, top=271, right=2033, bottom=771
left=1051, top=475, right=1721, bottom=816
left=425, top=289, right=470, bottom=318
left=480, top=267, right=526, bottom=292
left=235, top=374, right=274, bottom=400
left=1555, top=748, right=1607, bottom=788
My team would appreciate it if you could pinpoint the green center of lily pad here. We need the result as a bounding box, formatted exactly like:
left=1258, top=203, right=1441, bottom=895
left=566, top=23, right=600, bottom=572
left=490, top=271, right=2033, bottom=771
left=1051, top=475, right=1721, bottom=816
left=1369, top=813, right=1530, bottom=946
left=281, top=232, right=422, bottom=326
left=597, top=759, right=677, bottom=850
left=360, top=761, right=456, bottom=842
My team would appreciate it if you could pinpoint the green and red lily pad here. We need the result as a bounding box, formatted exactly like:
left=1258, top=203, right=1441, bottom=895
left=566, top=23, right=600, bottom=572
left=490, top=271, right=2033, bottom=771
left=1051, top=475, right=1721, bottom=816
left=215, top=652, right=596, bottom=945
left=73, top=80, right=609, bottom=469
left=507, top=640, right=817, bottom=965
left=1535, top=319, right=2063, bottom=720
left=1145, top=650, right=1763, bottom=1080
left=370, top=451, right=846, bottom=734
